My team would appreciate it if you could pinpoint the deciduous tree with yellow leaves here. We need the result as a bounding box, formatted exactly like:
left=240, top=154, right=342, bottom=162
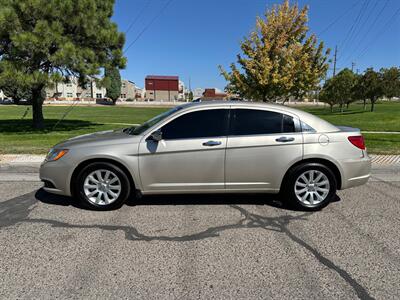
left=220, top=0, right=330, bottom=102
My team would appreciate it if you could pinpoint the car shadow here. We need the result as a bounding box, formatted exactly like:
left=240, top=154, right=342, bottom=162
left=35, top=188, right=341, bottom=212
left=30, top=189, right=372, bottom=299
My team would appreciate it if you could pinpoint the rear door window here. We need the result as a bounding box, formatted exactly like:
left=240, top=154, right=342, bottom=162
left=230, top=109, right=296, bottom=136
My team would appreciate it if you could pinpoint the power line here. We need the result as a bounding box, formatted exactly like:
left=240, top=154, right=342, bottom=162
left=124, top=0, right=174, bottom=53
left=339, top=0, right=370, bottom=58
left=317, top=0, right=363, bottom=35
left=349, top=0, right=379, bottom=46
left=345, top=0, right=372, bottom=46
left=356, top=6, right=400, bottom=61
left=341, top=0, right=381, bottom=62
left=347, top=0, right=390, bottom=61
left=333, top=45, right=338, bottom=76
left=125, top=0, right=151, bottom=34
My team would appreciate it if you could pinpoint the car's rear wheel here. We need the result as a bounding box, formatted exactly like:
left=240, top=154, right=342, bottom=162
left=76, top=162, right=130, bottom=210
left=284, top=163, right=337, bottom=210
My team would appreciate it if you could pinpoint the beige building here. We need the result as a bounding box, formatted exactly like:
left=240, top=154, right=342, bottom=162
left=146, top=90, right=180, bottom=101
left=119, top=80, right=137, bottom=100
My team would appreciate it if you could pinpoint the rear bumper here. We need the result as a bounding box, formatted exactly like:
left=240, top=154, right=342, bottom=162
left=339, top=155, right=371, bottom=189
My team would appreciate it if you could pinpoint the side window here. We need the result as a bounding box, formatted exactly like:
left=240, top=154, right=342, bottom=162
left=300, top=121, right=315, bottom=133
left=161, top=109, right=228, bottom=140
left=230, top=109, right=296, bottom=136
left=283, top=114, right=296, bottom=133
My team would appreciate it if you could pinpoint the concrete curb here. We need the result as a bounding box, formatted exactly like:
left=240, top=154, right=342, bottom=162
left=0, top=155, right=45, bottom=164
left=362, top=131, right=400, bottom=134
left=370, top=155, right=400, bottom=165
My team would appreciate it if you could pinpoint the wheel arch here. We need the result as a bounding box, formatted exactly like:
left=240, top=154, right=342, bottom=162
left=70, top=158, right=136, bottom=197
left=281, top=158, right=342, bottom=192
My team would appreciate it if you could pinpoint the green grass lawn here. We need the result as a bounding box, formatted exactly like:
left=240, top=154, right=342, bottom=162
left=300, top=102, right=400, bottom=132
left=0, top=102, right=399, bottom=154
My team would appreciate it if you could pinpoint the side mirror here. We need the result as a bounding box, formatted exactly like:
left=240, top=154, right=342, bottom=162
left=148, top=130, right=162, bottom=142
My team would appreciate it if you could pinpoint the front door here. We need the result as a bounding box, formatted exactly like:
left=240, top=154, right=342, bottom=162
left=138, top=108, right=229, bottom=193
left=225, top=108, right=303, bottom=192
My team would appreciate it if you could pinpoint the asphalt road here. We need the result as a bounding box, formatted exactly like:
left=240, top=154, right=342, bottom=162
left=0, top=164, right=399, bottom=299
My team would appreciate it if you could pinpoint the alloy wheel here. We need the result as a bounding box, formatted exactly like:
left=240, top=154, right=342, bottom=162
left=83, top=169, right=122, bottom=205
left=294, top=170, right=330, bottom=206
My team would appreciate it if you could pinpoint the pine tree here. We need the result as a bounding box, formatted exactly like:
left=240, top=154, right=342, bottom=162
left=0, top=0, right=126, bottom=128
left=105, top=67, right=122, bottom=105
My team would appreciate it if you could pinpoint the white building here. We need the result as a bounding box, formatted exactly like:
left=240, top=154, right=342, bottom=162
left=178, top=80, right=188, bottom=101
left=193, top=87, right=205, bottom=99
left=46, top=78, right=106, bottom=100
left=135, top=86, right=145, bottom=99
left=46, top=80, right=79, bottom=99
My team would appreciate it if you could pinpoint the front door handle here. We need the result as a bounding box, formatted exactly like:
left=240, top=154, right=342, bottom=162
left=275, top=136, right=295, bottom=143
left=203, top=140, right=222, bottom=147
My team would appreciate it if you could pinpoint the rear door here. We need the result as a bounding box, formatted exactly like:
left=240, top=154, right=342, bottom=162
left=225, top=107, right=303, bottom=192
left=138, top=108, right=229, bottom=193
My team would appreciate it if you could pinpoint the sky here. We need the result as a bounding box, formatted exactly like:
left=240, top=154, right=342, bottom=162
left=113, top=0, right=400, bottom=90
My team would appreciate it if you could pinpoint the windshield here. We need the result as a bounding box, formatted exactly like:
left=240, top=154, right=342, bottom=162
left=127, top=106, right=183, bottom=135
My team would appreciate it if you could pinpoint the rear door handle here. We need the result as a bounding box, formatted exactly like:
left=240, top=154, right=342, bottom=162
left=275, top=136, right=295, bottom=143
left=202, top=140, right=222, bottom=147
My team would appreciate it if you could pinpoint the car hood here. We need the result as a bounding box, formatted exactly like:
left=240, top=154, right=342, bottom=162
left=55, top=129, right=139, bottom=149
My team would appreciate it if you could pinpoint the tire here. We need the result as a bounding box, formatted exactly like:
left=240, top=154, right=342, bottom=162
left=75, top=162, right=131, bottom=210
left=283, top=163, right=337, bottom=210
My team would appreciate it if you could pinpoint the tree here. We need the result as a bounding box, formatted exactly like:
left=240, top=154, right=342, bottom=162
left=0, top=72, right=32, bottom=104
left=188, top=91, right=194, bottom=102
left=319, top=78, right=338, bottom=112
left=336, top=68, right=357, bottom=111
left=381, top=67, right=400, bottom=99
left=0, top=0, right=126, bottom=128
left=219, top=0, right=330, bottom=102
left=105, top=67, right=122, bottom=105
left=320, top=68, right=357, bottom=112
left=352, top=73, right=368, bottom=110
left=360, top=68, right=384, bottom=112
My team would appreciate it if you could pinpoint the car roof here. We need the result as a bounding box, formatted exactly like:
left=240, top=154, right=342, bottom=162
left=178, top=101, right=339, bottom=132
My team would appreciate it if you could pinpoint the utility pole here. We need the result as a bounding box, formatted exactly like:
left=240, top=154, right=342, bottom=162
left=332, top=46, right=338, bottom=77
left=351, top=62, right=356, bottom=72
left=187, top=77, right=192, bottom=103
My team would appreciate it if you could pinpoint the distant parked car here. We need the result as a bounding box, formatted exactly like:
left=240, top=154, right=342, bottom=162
left=0, top=98, right=14, bottom=104
left=40, top=101, right=371, bottom=210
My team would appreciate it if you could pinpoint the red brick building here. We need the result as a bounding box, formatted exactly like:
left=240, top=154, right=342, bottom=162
left=145, top=75, right=179, bottom=101
left=202, top=88, right=227, bottom=100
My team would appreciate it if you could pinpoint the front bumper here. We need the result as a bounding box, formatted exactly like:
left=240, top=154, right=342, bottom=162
left=339, top=155, right=371, bottom=189
left=39, top=159, right=71, bottom=196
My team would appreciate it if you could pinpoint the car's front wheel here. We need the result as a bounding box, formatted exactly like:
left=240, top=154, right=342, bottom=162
left=284, top=163, right=337, bottom=210
left=76, top=162, right=131, bottom=210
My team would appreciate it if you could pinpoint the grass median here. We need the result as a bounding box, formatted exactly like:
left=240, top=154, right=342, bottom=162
left=0, top=102, right=399, bottom=154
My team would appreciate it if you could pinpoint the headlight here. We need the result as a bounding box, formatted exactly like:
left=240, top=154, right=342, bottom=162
left=46, top=148, right=69, bottom=162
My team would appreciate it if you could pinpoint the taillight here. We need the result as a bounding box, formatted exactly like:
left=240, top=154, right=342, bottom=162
left=348, top=136, right=365, bottom=150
